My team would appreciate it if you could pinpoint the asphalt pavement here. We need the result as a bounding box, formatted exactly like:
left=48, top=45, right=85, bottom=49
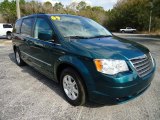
left=0, top=34, right=160, bottom=120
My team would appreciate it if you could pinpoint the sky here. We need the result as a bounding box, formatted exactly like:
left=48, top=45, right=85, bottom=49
left=39, top=0, right=118, bottom=10
left=0, top=0, right=118, bottom=10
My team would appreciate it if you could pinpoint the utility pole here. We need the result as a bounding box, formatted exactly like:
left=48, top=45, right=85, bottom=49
left=149, top=10, right=152, bottom=33
left=16, top=0, right=21, bottom=19
left=148, top=2, right=153, bottom=33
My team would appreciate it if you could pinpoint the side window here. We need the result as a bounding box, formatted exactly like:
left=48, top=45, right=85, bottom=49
left=34, top=18, right=53, bottom=41
left=15, top=20, right=22, bottom=33
left=21, top=18, right=34, bottom=36
left=3, top=24, right=12, bottom=28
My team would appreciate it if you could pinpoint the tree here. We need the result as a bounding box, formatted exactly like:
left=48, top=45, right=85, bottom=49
left=0, top=0, right=16, bottom=23
left=54, top=2, right=64, bottom=12
left=0, top=0, right=159, bottom=32
left=44, top=1, right=52, bottom=8
left=153, top=0, right=160, bottom=17
left=76, top=1, right=87, bottom=10
left=67, top=2, right=78, bottom=11
left=106, top=0, right=153, bottom=31
left=43, top=1, right=53, bottom=13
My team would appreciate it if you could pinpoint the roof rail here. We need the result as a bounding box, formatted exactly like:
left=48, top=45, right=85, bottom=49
left=37, top=13, right=46, bottom=14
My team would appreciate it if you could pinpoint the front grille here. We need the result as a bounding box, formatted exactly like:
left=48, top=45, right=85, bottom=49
left=130, top=54, right=153, bottom=77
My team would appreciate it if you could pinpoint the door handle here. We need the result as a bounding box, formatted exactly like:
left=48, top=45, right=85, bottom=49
left=47, top=41, right=61, bottom=46
left=32, top=42, right=45, bottom=50
left=28, top=41, right=34, bottom=45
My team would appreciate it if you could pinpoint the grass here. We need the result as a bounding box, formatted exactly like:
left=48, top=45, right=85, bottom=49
left=139, top=30, right=160, bottom=36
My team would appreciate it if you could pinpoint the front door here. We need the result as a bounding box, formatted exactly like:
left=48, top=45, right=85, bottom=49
left=29, top=17, right=56, bottom=79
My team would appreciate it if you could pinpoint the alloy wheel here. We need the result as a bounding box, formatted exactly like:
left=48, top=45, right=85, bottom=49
left=63, top=75, right=79, bottom=100
left=16, top=51, right=20, bottom=64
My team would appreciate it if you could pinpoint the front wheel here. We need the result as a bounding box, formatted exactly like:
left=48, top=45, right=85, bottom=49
left=60, top=68, right=86, bottom=106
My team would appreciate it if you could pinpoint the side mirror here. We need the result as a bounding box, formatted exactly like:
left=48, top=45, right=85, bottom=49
left=47, top=34, right=59, bottom=44
left=52, top=34, right=58, bottom=43
left=38, top=33, right=52, bottom=41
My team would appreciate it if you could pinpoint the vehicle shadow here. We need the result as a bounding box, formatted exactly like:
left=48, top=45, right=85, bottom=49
left=0, top=36, right=7, bottom=39
left=8, top=52, right=112, bottom=108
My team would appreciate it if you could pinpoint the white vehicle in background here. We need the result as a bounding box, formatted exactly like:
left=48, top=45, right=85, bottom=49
left=120, top=27, right=136, bottom=33
left=0, top=23, right=13, bottom=39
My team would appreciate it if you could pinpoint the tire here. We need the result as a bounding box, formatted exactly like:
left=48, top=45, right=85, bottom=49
left=60, top=68, right=86, bottom=106
left=7, top=33, right=12, bottom=40
left=122, top=30, right=125, bottom=33
left=14, top=48, right=25, bottom=66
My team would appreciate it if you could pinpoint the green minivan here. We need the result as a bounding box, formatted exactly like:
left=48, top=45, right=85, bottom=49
left=12, top=14, right=156, bottom=106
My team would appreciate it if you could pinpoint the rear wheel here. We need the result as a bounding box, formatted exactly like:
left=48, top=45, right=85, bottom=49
left=14, top=48, right=25, bottom=66
left=133, top=30, right=136, bottom=33
left=7, top=32, right=12, bottom=40
left=60, top=68, right=86, bottom=106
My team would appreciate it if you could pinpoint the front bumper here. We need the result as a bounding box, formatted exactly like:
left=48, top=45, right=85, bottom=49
left=88, top=66, right=155, bottom=104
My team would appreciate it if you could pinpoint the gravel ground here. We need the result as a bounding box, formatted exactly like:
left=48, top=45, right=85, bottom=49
left=0, top=36, right=160, bottom=120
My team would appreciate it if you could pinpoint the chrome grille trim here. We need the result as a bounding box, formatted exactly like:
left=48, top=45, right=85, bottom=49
left=138, top=66, right=151, bottom=75
left=130, top=54, right=153, bottom=77
left=137, top=62, right=152, bottom=72
left=135, top=59, right=150, bottom=68
left=131, top=57, right=149, bottom=64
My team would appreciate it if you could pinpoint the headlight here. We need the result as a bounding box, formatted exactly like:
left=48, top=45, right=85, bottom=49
left=94, top=59, right=129, bottom=75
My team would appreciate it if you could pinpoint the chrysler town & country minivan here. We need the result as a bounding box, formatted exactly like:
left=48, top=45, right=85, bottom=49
left=12, top=14, right=156, bottom=106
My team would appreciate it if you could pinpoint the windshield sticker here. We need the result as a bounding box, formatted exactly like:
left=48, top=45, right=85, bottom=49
left=51, top=16, right=61, bottom=21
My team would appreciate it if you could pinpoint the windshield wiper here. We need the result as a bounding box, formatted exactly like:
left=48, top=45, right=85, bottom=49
left=64, top=35, right=112, bottom=40
left=91, top=35, right=112, bottom=38
left=65, top=36, right=89, bottom=39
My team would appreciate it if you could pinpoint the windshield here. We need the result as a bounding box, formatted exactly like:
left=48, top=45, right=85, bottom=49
left=51, top=16, right=112, bottom=38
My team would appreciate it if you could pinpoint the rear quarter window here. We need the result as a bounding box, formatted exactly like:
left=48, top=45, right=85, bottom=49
left=15, top=20, right=22, bottom=33
left=21, top=18, right=35, bottom=36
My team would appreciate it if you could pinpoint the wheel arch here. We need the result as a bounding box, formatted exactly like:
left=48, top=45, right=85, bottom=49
left=54, top=55, right=94, bottom=93
left=6, top=31, right=12, bottom=35
left=56, top=62, right=89, bottom=98
left=13, top=45, right=17, bottom=52
left=56, top=62, right=83, bottom=83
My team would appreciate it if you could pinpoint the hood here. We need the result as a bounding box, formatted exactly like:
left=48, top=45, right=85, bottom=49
left=68, top=36, right=149, bottom=60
